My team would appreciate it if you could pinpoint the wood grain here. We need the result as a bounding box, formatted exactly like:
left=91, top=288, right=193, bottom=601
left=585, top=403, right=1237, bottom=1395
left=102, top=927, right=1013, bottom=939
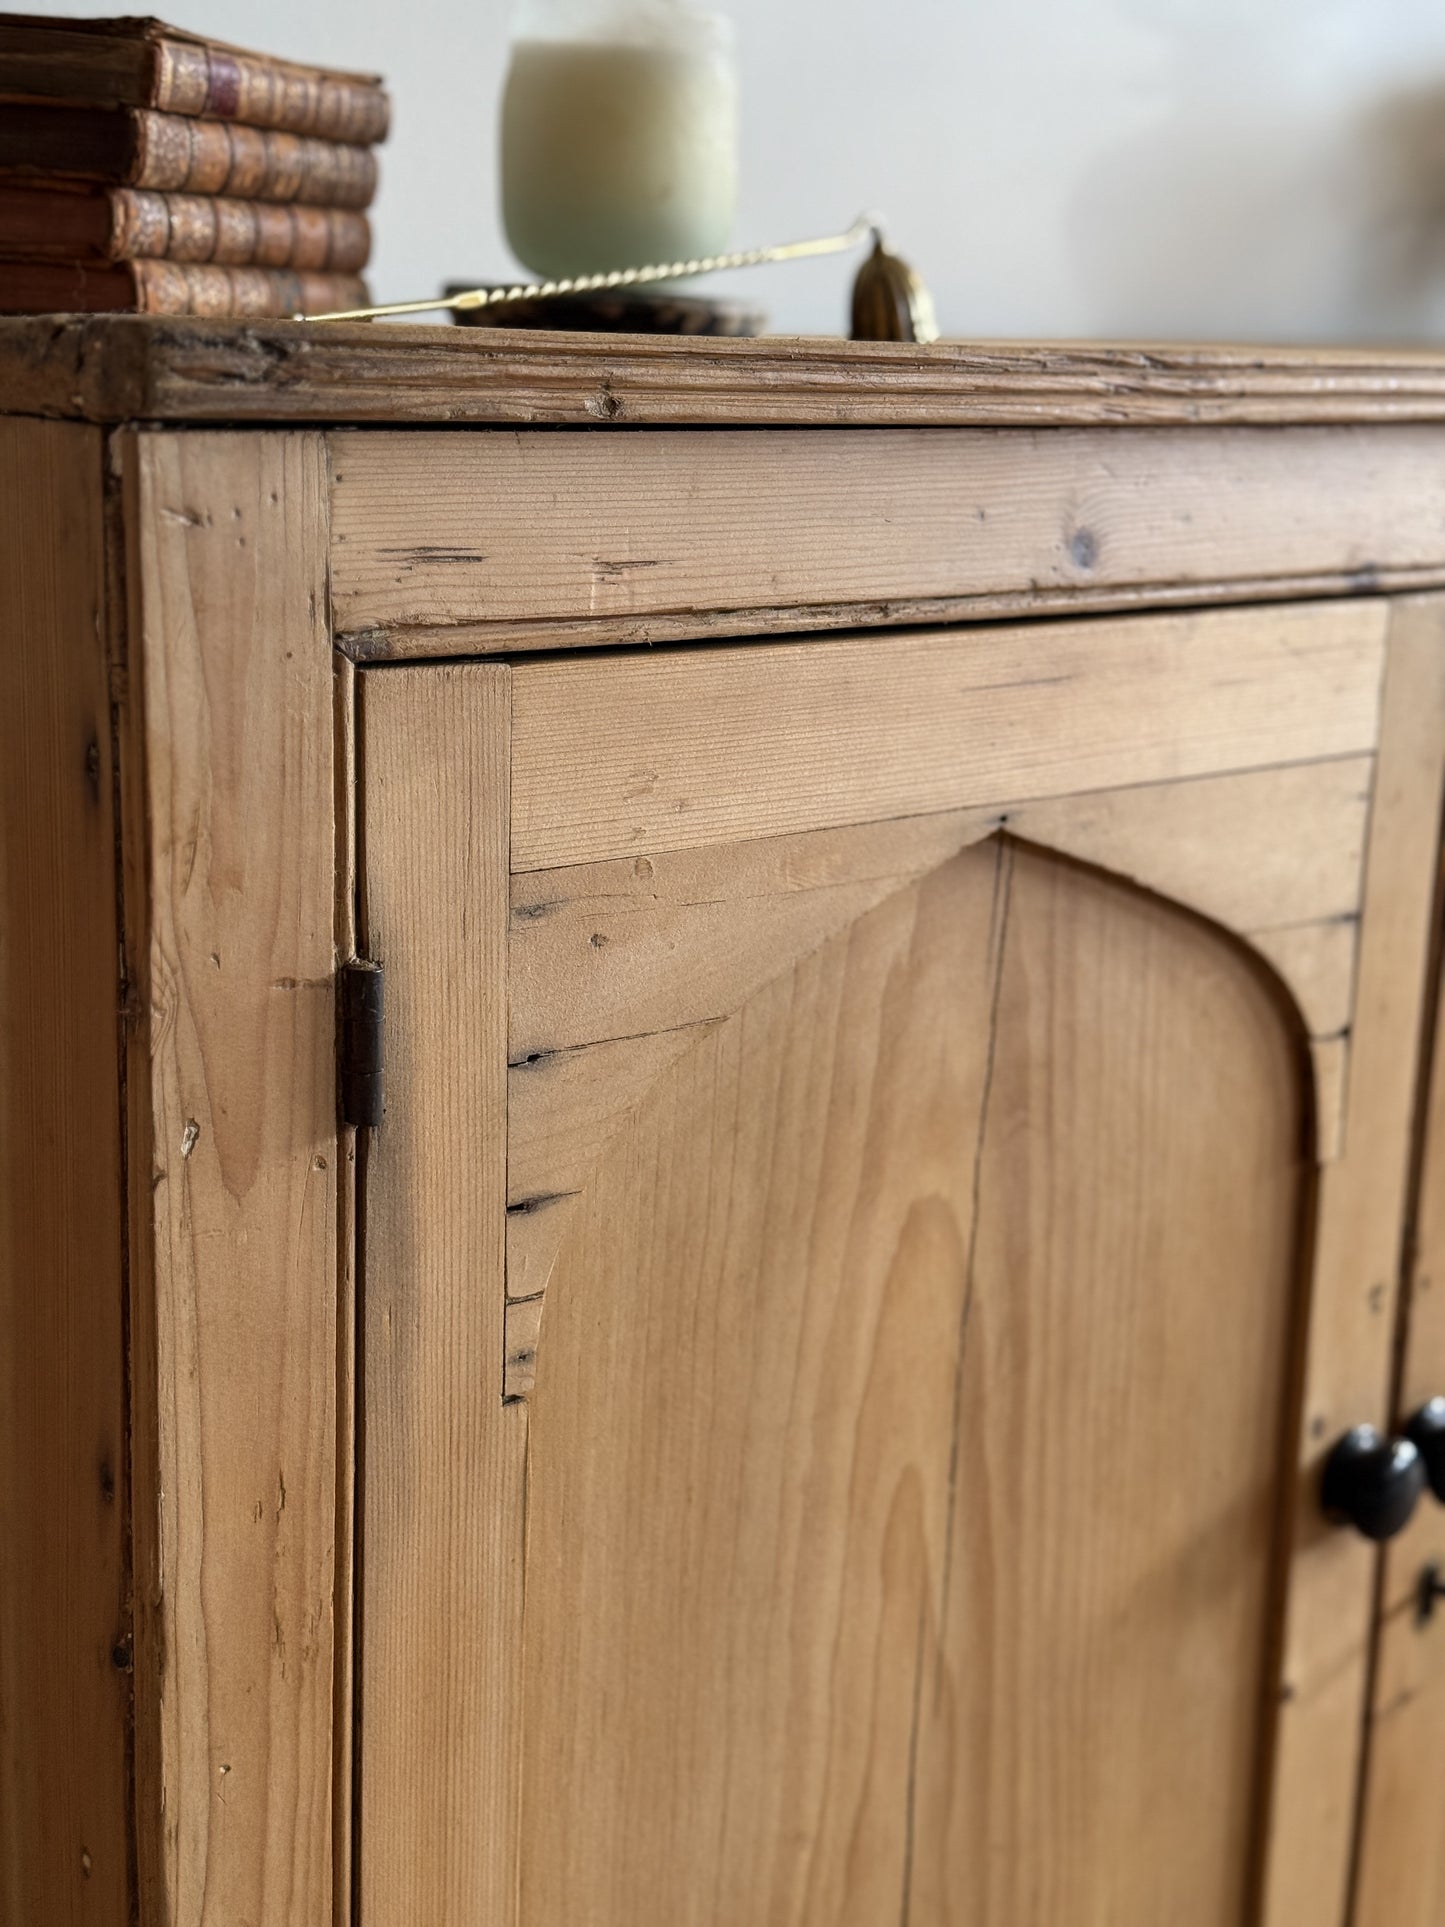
left=1354, top=1596, right=1445, bottom=1926
left=508, top=602, right=1385, bottom=871
left=125, top=430, right=338, bottom=1927
left=1353, top=755, right=1445, bottom=1927
left=1259, top=596, right=1445, bottom=1927
left=355, top=664, right=524, bottom=1927
left=0, top=419, right=130, bottom=1927
left=354, top=591, right=1426, bottom=1916
left=1249, top=919, right=1356, bottom=1042
left=342, top=571, right=1445, bottom=662
left=20, top=317, right=1445, bottom=428
left=332, top=652, right=358, bottom=1927
left=504, top=757, right=1370, bottom=1374
left=517, top=839, right=1306, bottom=1925
left=510, top=760, right=1369, bottom=1054
left=328, top=426, right=1445, bottom=648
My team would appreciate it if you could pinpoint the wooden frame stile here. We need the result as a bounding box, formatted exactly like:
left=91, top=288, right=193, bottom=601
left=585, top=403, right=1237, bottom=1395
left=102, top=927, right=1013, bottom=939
left=1353, top=656, right=1445, bottom=1927
left=352, top=662, right=519, bottom=1926
left=119, top=429, right=341, bottom=1927
left=1261, top=596, right=1445, bottom=1927
left=333, top=646, right=358, bottom=1927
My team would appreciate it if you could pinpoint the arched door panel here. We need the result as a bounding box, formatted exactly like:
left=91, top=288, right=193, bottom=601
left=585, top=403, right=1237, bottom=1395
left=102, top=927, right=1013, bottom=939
left=519, top=839, right=1306, bottom=1926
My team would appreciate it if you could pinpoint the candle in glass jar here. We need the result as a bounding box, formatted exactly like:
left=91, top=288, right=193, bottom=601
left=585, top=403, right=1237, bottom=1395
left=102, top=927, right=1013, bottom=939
left=501, top=1, right=737, bottom=279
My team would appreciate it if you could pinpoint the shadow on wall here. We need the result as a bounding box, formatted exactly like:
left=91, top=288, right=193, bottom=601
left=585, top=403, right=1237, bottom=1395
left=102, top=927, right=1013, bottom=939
left=1070, top=1, right=1445, bottom=341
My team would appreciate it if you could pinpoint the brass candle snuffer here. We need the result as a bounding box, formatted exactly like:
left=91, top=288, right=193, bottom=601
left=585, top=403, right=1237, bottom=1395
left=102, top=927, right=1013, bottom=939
left=299, top=215, right=940, bottom=344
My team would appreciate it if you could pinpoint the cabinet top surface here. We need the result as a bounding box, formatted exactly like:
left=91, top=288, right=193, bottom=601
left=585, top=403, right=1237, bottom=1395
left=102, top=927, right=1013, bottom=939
left=8, top=315, right=1445, bottom=429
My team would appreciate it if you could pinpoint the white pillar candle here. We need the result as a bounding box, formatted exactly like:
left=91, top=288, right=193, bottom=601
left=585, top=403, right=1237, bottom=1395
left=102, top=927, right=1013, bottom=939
left=501, top=0, right=737, bottom=279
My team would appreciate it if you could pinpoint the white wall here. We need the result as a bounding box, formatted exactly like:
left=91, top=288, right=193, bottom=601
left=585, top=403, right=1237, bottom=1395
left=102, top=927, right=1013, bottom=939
left=24, top=0, right=1445, bottom=339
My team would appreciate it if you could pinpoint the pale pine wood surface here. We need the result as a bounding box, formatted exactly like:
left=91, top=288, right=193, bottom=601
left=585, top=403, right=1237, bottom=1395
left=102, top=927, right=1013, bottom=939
left=0, top=420, right=130, bottom=1927
left=508, top=602, right=1385, bottom=869
left=504, top=753, right=1371, bottom=1376
left=328, top=427, right=1445, bottom=651
left=514, top=839, right=1304, bottom=1925
left=508, top=761, right=1368, bottom=1056
left=20, top=318, right=1445, bottom=427
left=508, top=759, right=1371, bottom=1063
left=8, top=351, right=1445, bottom=1927
left=332, top=652, right=358, bottom=1927
left=355, top=665, right=524, bottom=1927
left=125, top=432, right=339, bottom=1927
left=1259, top=598, right=1445, bottom=1927
left=1354, top=791, right=1445, bottom=1927
left=509, top=763, right=1366, bottom=1061
left=357, top=592, right=1434, bottom=1923
left=1353, top=1607, right=1445, bottom=1926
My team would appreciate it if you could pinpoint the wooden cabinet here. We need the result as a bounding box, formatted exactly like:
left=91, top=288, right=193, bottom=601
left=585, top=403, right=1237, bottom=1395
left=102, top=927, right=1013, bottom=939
left=8, top=320, right=1445, bottom=1927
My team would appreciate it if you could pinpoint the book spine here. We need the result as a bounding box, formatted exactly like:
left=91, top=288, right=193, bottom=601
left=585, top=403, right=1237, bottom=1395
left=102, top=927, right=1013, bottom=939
left=149, top=41, right=391, bottom=145
left=130, top=112, right=378, bottom=208
left=107, top=191, right=371, bottom=271
left=130, top=260, right=369, bottom=317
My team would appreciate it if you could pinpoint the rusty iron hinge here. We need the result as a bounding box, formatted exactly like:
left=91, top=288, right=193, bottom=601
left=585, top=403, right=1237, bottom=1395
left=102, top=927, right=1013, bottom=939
left=339, top=958, right=384, bottom=1128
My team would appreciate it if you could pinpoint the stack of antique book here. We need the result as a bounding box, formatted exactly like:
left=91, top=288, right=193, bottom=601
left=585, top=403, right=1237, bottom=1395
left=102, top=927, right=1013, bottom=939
left=0, top=13, right=387, bottom=316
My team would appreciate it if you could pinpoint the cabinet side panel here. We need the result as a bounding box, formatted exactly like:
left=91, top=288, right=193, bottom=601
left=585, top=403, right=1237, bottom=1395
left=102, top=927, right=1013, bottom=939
left=126, top=431, right=338, bottom=1927
left=0, top=420, right=130, bottom=1925
left=355, top=664, right=522, bottom=1927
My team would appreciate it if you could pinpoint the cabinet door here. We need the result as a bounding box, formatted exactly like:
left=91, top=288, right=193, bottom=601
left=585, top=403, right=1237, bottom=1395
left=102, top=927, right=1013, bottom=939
left=352, top=598, right=1445, bottom=1927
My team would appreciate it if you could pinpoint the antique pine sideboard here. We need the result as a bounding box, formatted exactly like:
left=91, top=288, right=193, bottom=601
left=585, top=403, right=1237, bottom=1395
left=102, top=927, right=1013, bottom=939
left=9, top=318, right=1445, bottom=1927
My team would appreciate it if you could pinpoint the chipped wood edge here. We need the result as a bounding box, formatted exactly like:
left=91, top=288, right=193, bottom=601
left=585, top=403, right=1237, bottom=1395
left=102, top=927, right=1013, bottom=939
left=23, top=318, right=1445, bottom=427
left=340, top=569, right=1445, bottom=661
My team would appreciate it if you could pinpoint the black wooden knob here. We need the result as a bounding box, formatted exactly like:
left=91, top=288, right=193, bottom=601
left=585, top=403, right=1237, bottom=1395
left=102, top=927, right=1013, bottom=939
left=1321, top=1426, right=1425, bottom=1541
left=1405, top=1397, right=1445, bottom=1503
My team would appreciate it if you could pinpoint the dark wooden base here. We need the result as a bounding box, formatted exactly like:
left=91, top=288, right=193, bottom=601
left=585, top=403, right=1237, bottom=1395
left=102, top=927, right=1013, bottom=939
left=444, top=285, right=766, bottom=336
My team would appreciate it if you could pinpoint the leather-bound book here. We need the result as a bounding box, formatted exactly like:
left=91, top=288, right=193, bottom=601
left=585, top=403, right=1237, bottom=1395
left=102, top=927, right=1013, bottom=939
left=0, top=13, right=389, bottom=144
left=0, top=103, right=378, bottom=205
left=0, top=182, right=370, bottom=270
left=0, top=257, right=368, bottom=314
